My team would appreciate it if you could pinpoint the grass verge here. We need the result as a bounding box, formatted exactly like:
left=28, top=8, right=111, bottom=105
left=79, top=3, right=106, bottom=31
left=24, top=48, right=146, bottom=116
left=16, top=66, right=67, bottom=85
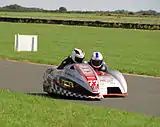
left=0, top=22, right=160, bottom=76
left=0, top=12, right=160, bottom=24
left=0, top=90, right=159, bottom=127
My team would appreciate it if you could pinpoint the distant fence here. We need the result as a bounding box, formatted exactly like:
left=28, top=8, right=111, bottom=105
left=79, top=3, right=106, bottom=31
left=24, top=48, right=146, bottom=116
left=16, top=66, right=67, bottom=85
left=0, top=17, right=160, bottom=30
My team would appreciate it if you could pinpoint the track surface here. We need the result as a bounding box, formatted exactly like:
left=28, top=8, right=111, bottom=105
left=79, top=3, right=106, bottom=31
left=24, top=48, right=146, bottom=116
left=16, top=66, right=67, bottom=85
left=0, top=60, right=160, bottom=117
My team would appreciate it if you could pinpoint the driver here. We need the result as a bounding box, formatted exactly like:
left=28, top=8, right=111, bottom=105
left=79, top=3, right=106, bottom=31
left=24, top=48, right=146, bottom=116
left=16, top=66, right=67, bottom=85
left=57, top=48, right=85, bottom=69
left=88, top=52, right=108, bottom=73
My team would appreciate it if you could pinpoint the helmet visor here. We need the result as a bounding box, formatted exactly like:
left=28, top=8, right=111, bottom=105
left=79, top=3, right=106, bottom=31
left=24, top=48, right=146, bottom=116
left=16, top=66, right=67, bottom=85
left=91, top=60, right=102, bottom=67
left=75, top=56, right=84, bottom=63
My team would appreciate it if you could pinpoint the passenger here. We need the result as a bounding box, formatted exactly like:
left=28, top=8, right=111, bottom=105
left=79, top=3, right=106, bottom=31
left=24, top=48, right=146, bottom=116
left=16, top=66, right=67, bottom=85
left=88, top=52, right=108, bottom=73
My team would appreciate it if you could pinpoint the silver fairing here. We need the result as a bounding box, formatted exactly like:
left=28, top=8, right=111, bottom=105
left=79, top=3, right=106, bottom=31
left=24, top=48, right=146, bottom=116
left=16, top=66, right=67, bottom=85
left=107, top=70, right=128, bottom=94
left=43, top=64, right=128, bottom=97
left=60, top=65, right=95, bottom=93
left=43, top=64, right=95, bottom=94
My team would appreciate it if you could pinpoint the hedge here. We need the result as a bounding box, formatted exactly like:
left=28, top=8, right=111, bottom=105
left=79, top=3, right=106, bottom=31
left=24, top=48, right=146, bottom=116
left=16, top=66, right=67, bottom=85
left=0, top=17, right=159, bottom=30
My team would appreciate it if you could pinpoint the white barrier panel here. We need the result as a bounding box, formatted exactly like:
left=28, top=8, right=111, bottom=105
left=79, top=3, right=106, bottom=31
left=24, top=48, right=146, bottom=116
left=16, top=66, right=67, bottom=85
left=15, top=34, right=38, bottom=52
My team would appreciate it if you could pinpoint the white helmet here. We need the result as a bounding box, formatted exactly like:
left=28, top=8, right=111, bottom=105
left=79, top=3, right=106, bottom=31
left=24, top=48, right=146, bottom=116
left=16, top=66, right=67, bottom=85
left=90, top=52, right=103, bottom=68
left=71, top=48, right=85, bottom=63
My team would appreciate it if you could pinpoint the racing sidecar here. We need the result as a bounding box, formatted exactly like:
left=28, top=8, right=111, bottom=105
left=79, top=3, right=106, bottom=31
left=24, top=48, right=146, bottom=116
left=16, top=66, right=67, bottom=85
left=43, top=63, right=128, bottom=100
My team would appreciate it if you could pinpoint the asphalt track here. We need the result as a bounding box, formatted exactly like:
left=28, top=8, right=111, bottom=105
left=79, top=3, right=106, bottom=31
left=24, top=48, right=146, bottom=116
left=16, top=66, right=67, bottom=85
left=0, top=60, right=160, bottom=117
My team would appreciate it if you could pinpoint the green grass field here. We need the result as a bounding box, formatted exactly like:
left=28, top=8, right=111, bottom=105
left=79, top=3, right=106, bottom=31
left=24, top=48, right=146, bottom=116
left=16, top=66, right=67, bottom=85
left=0, top=12, right=160, bottom=24
left=0, top=22, right=159, bottom=76
left=0, top=20, right=160, bottom=126
left=0, top=90, right=159, bottom=127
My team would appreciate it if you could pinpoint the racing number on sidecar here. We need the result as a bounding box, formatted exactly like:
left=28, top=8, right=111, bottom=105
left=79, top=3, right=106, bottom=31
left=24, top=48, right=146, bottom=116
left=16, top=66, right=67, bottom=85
left=61, top=79, right=74, bottom=88
left=88, top=80, right=99, bottom=90
left=88, top=80, right=98, bottom=86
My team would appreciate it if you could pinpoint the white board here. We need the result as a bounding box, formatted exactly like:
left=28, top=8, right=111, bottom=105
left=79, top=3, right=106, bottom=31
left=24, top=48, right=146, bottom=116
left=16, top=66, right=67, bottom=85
left=15, top=34, right=38, bottom=52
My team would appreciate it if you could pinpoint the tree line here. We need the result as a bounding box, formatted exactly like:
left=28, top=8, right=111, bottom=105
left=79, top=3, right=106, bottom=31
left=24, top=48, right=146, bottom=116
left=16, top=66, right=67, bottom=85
left=0, top=17, right=159, bottom=30
left=0, top=4, right=160, bottom=16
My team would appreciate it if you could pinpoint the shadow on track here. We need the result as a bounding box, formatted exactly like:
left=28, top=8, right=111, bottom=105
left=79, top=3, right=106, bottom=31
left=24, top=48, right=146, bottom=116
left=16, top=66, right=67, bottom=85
left=26, top=92, right=100, bottom=101
left=26, top=92, right=124, bottom=101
